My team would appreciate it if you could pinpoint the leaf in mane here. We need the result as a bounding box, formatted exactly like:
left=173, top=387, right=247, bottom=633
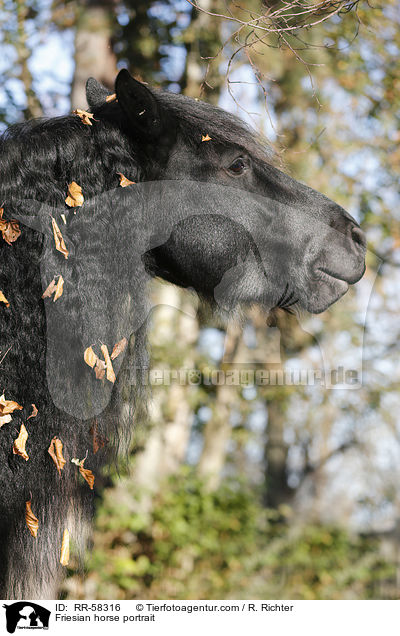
left=0, top=291, right=10, bottom=307
left=42, top=275, right=64, bottom=302
left=13, top=423, right=29, bottom=461
left=72, top=109, right=95, bottom=126
left=60, top=528, right=70, bottom=566
left=201, top=134, right=212, bottom=142
left=101, top=344, right=116, bottom=383
left=0, top=394, right=23, bottom=416
left=65, top=181, right=84, bottom=209
left=118, top=173, right=136, bottom=187
left=51, top=217, right=69, bottom=259
left=25, top=501, right=39, bottom=537
left=48, top=436, right=66, bottom=475
left=0, top=208, right=21, bottom=245
left=111, top=337, right=128, bottom=360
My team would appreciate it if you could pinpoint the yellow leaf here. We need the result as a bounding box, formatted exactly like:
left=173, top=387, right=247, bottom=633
left=48, top=436, right=66, bottom=475
left=0, top=291, right=9, bottom=307
left=51, top=217, right=69, bottom=259
left=110, top=337, right=128, bottom=360
left=65, top=181, right=84, bottom=208
left=0, top=414, right=12, bottom=427
left=105, top=93, right=117, bottom=103
left=53, top=276, right=64, bottom=301
left=13, top=423, right=29, bottom=461
left=101, top=344, right=116, bottom=383
left=201, top=134, right=212, bottom=142
left=117, top=173, right=136, bottom=187
left=72, top=109, right=95, bottom=126
left=0, top=394, right=23, bottom=416
left=84, top=346, right=98, bottom=369
left=60, top=528, right=70, bottom=566
left=25, top=500, right=39, bottom=537
left=42, top=275, right=64, bottom=301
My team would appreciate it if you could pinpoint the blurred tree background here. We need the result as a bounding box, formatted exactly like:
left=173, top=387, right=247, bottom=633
left=1, top=0, right=400, bottom=599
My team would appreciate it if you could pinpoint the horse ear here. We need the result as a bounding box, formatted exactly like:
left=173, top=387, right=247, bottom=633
left=86, top=78, right=113, bottom=110
left=115, top=69, right=163, bottom=140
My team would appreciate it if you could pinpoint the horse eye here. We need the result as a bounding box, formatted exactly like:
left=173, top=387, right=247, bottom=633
left=228, top=158, right=246, bottom=175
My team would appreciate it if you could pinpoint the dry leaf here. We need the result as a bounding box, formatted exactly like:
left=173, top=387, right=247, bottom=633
left=0, top=291, right=9, bottom=307
left=42, top=275, right=64, bottom=301
left=42, top=278, right=57, bottom=299
left=51, top=217, right=69, bottom=259
left=65, top=181, right=84, bottom=208
left=105, top=93, right=117, bottom=103
left=89, top=421, right=108, bottom=454
left=60, top=528, right=70, bottom=566
left=25, top=501, right=39, bottom=537
left=84, top=346, right=98, bottom=369
left=94, top=358, right=106, bottom=380
left=0, top=208, right=21, bottom=245
left=79, top=465, right=95, bottom=489
left=101, top=344, right=116, bottom=383
left=61, top=214, right=67, bottom=225
left=13, top=423, right=29, bottom=461
left=72, top=109, right=95, bottom=126
left=0, top=414, right=12, bottom=427
left=201, top=134, right=212, bottom=142
left=111, top=337, right=128, bottom=360
left=117, top=173, right=136, bottom=187
left=48, top=436, right=66, bottom=475
left=54, top=276, right=64, bottom=301
left=27, top=404, right=38, bottom=420
left=71, top=455, right=95, bottom=489
left=0, top=394, right=23, bottom=416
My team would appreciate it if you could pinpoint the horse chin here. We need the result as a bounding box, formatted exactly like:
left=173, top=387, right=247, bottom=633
left=301, top=276, right=350, bottom=314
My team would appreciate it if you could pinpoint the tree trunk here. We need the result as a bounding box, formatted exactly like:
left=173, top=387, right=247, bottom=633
left=70, top=0, right=117, bottom=110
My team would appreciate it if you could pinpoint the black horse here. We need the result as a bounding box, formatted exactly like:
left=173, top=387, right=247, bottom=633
left=0, top=69, right=366, bottom=599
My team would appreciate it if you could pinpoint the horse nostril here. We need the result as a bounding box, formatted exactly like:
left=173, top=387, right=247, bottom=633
left=351, top=226, right=366, bottom=250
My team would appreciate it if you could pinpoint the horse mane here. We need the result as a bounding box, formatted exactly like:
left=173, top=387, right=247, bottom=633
left=0, top=87, right=272, bottom=208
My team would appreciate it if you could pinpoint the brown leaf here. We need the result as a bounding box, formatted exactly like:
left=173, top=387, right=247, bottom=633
left=201, top=134, right=212, bottom=142
left=89, top=420, right=108, bottom=454
left=25, top=500, right=39, bottom=537
left=42, top=278, right=57, bottom=299
left=94, top=358, right=106, bottom=380
left=13, top=423, right=29, bottom=461
left=101, top=344, right=116, bottom=383
left=84, top=346, right=98, bottom=369
left=105, top=93, right=117, bottom=103
left=51, top=217, right=69, bottom=259
left=48, top=436, right=66, bottom=475
left=65, top=181, right=84, bottom=208
left=42, top=275, right=64, bottom=302
left=0, top=394, right=23, bottom=416
left=71, top=455, right=95, bottom=489
left=111, top=337, right=128, bottom=360
left=72, top=109, right=95, bottom=126
left=0, top=208, right=21, bottom=245
left=79, top=465, right=95, bottom=489
left=60, top=528, right=70, bottom=566
left=27, top=404, right=38, bottom=420
left=118, top=173, right=136, bottom=187
left=0, top=414, right=12, bottom=427
left=0, top=291, right=9, bottom=307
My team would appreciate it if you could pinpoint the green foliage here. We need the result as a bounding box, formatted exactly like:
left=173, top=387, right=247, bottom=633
left=76, top=471, right=394, bottom=600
